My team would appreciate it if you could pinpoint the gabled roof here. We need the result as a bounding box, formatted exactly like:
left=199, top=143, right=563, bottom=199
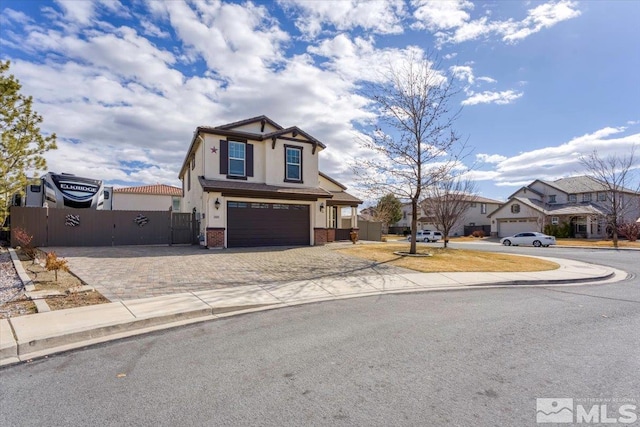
left=215, top=115, right=283, bottom=131
left=506, top=185, right=544, bottom=200
left=114, top=184, right=182, bottom=196
left=180, top=116, right=326, bottom=179
left=488, top=196, right=609, bottom=218
left=319, top=171, right=347, bottom=190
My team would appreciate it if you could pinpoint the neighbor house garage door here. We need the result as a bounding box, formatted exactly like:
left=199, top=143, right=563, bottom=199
left=227, top=201, right=310, bottom=247
left=498, top=219, right=538, bottom=237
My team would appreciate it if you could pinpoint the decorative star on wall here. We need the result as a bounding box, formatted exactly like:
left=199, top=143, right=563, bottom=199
left=211, top=146, right=218, bottom=154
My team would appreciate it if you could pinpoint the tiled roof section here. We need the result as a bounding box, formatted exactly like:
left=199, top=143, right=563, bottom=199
left=544, top=176, right=609, bottom=193
left=199, top=177, right=332, bottom=201
left=545, top=175, right=638, bottom=194
left=547, top=204, right=607, bottom=216
left=114, top=184, right=182, bottom=196
left=326, top=191, right=362, bottom=206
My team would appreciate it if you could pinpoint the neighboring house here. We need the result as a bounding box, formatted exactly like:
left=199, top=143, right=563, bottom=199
left=178, top=116, right=362, bottom=248
left=419, top=195, right=503, bottom=237
left=488, top=175, right=640, bottom=238
left=390, top=196, right=502, bottom=236
left=113, top=184, right=182, bottom=211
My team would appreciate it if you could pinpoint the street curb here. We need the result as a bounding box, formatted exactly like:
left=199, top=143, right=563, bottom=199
left=0, top=266, right=628, bottom=368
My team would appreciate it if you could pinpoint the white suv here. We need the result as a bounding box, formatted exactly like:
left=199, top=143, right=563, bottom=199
left=407, top=230, right=443, bottom=242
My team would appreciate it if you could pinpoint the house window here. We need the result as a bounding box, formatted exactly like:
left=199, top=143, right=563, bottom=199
left=172, top=197, right=181, bottom=211
left=191, top=157, right=195, bottom=170
left=470, top=203, right=477, bottom=208
left=228, top=141, right=246, bottom=177
left=598, top=192, right=607, bottom=202
left=187, top=168, right=191, bottom=191
left=284, top=145, right=302, bottom=182
left=511, top=204, right=520, bottom=213
left=403, top=211, right=407, bottom=219
left=582, top=193, right=592, bottom=202
left=551, top=216, right=559, bottom=225
left=548, top=195, right=556, bottom=203
left=568, top=194, right=577, bottom=203
left=481, top=203, right=486, bottom=214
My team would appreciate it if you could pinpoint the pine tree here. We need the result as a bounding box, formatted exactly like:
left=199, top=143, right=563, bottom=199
left=0, top=60, right=57, bottom=224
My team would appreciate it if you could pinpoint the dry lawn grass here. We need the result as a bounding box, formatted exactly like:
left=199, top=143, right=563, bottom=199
left=338, top=243, right=559, bottom=273
left=555, top=239, right=640, bottom=248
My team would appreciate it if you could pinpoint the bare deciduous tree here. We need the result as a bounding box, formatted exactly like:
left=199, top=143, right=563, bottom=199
left=579, top=146, right=639, bottom=248
left=422, top=176, right=477, bottom=248
left=353, top=52, right=465, bottom=254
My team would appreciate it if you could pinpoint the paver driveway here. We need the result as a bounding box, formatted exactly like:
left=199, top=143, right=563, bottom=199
left=49, top=244, right=412, bottom=301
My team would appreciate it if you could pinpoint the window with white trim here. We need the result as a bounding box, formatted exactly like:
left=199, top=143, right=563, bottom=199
left=568, top=194, right=577, bottom=203
left=551, top=216, right=559, bottom=225
left=582, top=193, right=592, bottom=202
left=548, top=195, right=556, bottom=203
left=228, top=141, right=246, bottom=177
left=285, top=145, right=302, bottom=182
left=511, top=204, right=520, bottom=213
left=481, top=203, right=486, bottom=214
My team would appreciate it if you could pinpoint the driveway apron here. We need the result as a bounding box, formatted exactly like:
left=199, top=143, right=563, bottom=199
left=47, top=244, right=412, bottom=301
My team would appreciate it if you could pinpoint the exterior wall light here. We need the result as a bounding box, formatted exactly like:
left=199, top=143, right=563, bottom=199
left=319, top=203, right=324, bottom=212
left=214, top=198, right=221, bottom=210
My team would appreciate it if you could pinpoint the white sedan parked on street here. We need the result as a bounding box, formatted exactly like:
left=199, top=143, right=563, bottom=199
left=500, top=232, right=556, bottom=247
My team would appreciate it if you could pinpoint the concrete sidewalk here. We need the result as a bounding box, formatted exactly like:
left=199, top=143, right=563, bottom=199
left=0, top=256, right=627, bottom=367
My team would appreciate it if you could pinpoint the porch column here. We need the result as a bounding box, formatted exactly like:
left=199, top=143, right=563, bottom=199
left=351, top=207, right=358, bottom=228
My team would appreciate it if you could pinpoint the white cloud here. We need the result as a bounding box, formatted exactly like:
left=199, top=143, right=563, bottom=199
left=450, top=64, right=474, bottom=84
left=0, top=8, right=32, bottom=25
left=411, top=0, right=473, bottom=31
left=488, top=126, right=640, bottom=186
left=462, top=90, right=523, bottom=106
left=476, top=153, right=507, bottom=164
left=279, top=0, right=406, bottom=38
left=413, top=0, right=582, bottom=46
left=477, top=76, right=496, bottom=84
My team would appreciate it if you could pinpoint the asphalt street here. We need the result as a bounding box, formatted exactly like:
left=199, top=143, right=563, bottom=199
left=1, top=246, right=639, bottom=426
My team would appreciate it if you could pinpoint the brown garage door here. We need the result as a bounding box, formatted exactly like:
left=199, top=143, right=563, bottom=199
left=227, top=202, right=310, bottom=247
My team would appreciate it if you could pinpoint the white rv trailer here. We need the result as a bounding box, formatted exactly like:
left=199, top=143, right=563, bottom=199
left=23, top=172, right=112, bottom=210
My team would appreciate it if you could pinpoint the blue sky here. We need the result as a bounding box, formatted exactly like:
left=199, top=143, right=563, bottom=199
left=1, top=0, right=638, bottom=204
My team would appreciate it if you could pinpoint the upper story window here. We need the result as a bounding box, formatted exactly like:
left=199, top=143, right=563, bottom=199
left=598, top=192, right=607, bottom=202
left=568, top=194, right=577, bottom=203
left=481, top=203, right=487, bottom=214
left=285, top=145, right=302, bottom=182
left=511, top=204, right=520, bottom=213
left=548, top=194, right=556, bottom=203
left=582, top=193, right=592, bottom=202
left=172, top=197, right=181, bottom=211
left=470, top=202, right=477, bottom=208
left=228, top=141, right=246, bottom=177
left=187, top=168, right=191, bottom=191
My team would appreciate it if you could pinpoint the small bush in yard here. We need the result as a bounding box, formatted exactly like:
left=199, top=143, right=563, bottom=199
left=471, top=230, right=485, bottom=238
left=13, top=227, right=37, bottom=262
left=618, top=222, right=639, bottom=242
left=45, top=252, right=69, bottom=282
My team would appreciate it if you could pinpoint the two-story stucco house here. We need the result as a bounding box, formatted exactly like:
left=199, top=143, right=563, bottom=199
left=488, top=175, right=640, bottom=238
left=419, top=195, right=503, bottom=237
left=390, top=196, right=502, bottom=236
left=178, top=116, right=361, bottom=248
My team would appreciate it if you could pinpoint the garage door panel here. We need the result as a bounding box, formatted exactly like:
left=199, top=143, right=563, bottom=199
left=227, top=202, right=310, bottom=247
left=498, top=220, right=538, bottom=238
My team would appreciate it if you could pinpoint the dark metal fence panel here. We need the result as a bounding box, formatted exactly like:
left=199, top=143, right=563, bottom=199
left=112, top=211, right=170, bottom=246
left=171, top=213, right=196, bottom=244
left=47, top=208, right=114, bottom=246
left=10, top=207, right=177, bottom=247
left=10, top=206, right=48, bottom=247
left=335, top=228, right=352, bottom=241
left=359, top=221, right=382, bottom=241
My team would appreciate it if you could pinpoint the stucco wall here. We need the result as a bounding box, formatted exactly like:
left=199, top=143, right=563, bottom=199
left=113, top=193, right=174, bottom=211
